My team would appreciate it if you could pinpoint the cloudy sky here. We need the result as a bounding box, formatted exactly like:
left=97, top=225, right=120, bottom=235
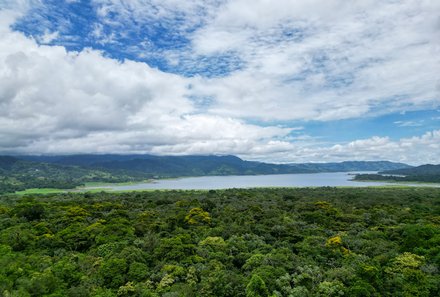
left=0, top=0, right=439, bottom=164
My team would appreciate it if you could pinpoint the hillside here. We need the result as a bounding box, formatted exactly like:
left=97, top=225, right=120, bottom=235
left=381, top=164, right=440, bottom=175
left=20, top=154, right=410, bottom=175
left=2, top=154, right=413, bottom=193
left=290, top=160, right=411, bottom=172
left=354, top=164, right=440, bottom=183
left=0, top=156, right=149, bottom=194
left=19, top=154, right=314, bottom=176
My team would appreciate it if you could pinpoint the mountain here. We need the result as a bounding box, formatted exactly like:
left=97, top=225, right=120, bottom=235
left=0, top=156, right=20, bottom=171
left=19, top=154, right=411, bottom=176
left=380, top=164, right=440, bottom=175
left=0, top=156, right=149, bottom=194
left=19, top=154, right=313, bottom=176
left=354, top=164, right=440, bottom=183
left=289, top=160, right=411, bottom=172
left=2, top=154, right=413, bottom=194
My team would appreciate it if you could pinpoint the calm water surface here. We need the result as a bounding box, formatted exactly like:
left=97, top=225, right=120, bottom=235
left=86, top=172, right=438, bottom=191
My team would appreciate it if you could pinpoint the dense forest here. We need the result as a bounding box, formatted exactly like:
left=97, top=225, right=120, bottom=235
left=289, top=161, right=411, bottom=173
left=0, top=156, right=149, bottom=194
left=19, top=155, right=312, bottom=176
left=355, top=164, right=440, bottom=183
left=0, top=187, right=439, bottom=296
left=21, top=155, right=410, bottom=175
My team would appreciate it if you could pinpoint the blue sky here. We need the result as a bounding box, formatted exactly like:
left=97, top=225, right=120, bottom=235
left=0, top=0, right=439, bottom=164
left=13, top=0, right=233, bottom=76
left=303, top=109, right=440, bottom=142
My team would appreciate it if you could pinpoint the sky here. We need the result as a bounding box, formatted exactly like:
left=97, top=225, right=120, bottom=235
left=0, top=0, right=439, bottom=165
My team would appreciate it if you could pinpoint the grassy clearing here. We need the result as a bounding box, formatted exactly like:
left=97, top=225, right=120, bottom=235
left=14, top=188, right=68, bottom=195
left=83, top=180, right=152, bottom=187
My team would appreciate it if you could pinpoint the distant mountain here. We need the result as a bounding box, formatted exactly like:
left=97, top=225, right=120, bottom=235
left=289, top=160, right=411, bottom=172
left=20, top=154, right=313, bottom=176
left=3, top=154, right=414, bottom=194
left=380, top=164, right=440, bottom=175
left=0, top=156, right=149, bottom=194
left=19, top=155, right=411, bottom=176
left=354, top=164, right=440, bottom=183
left=0, top=156, right=20, bottom=171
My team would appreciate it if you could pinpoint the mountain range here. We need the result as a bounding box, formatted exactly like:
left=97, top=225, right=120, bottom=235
left=381, top=164, right=440, bottom=176
left=1, top=154, right=412, bottom=194
left=19, top=154, right=411, bottom=175
left=354, top=164, right=440, bottom=183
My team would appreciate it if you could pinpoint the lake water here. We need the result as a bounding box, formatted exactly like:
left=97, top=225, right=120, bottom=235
left=85, top=172, right=438, bottom=191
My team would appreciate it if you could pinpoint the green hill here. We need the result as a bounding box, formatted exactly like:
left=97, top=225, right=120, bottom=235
left=19, top=154, right=315, bottom=176
left=0, top=156, right=148, bottom=194
left=354, top=164, right=440, bottom=183
left=20, top=154, right=410, bottom=175
left=2, top=154, right=413, bottom=193
left=291, top=160, right=411, bottom=172
left=381, top=164, right=440, bottom=175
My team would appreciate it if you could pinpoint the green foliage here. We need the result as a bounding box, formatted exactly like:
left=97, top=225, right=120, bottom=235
left=13, top=201, right=45, bottom=221
left=382, top=164, right=440, bottom=176
left=0, top=156, right=151, bottom=194
left=1, top=154, right=412, bottom=194
left=0, top=187, right=439, bottom=296
left=246, top=274, right=269, bottom=297
left=185, top=207, right=211, bottom=225
left=355, top=168, right=440, bottom=183
left=99, top=257, right=128, bottom=288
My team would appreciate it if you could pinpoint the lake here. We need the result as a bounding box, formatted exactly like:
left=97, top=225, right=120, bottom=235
left=84, top=172, right=438, bottom=191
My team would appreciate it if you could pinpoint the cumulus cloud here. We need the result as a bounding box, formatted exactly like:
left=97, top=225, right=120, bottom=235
left=0, top=1, right=439, bottom=164
left=12, top=1, right=440, bottom=121
left=189, top=0, right=440, bottom=120
left=0, top=7, right=295, bottom=157
left=243, top=130, right=440, bottom=166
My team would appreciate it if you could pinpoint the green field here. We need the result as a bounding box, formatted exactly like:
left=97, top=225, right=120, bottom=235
left=14, top=188, right=68, bottom=195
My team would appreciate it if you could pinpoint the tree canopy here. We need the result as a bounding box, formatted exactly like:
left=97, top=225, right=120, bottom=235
left=0, top=187, right=439, bottom=296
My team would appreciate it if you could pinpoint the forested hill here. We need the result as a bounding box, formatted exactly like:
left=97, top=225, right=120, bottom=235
left=2, top=154, right=412, bottom=194
left=355, top=164, right=440, bottom=183
left=19, top=155, right=313, bottom=176
left=19, top=154, right=410, bottom=175
left=381, top=164, right=440, bottom=175
left=290, top=160, right=411, bottom=172
left=0, top=156, right=149, bottom=194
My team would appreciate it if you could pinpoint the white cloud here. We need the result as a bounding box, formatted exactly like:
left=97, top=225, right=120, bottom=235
left=37, top=29, right=59, bottom=44
left=394, top=120, right=424, bottom=127
left=0, top=1, right=439, bottom=164
left=91, top=0, right=218, bottom=36
left=17, top=0, right=439, bottom=121
left=243, top=130, right=440, bottom=165
left=324, top=130, right=440, bottom=165
left=187, top=0, right=440, bottom=120
left=0, top=7, right=297, bottom=157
